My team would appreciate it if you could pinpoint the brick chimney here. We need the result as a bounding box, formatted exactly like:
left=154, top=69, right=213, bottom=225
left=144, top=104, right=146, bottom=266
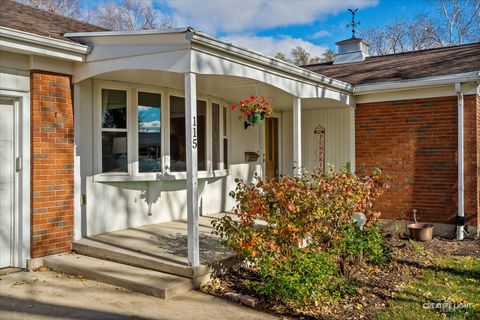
left=333, top=38, right=369, bottom=64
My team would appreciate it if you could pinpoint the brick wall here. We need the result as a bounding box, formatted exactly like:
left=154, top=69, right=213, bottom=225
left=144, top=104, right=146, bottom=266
left=356, top=95, right=479, bottom=226
left=31, top=70, right=74, bottom=258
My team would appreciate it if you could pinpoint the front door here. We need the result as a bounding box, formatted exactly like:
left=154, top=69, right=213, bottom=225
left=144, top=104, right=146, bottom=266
left=265, top=117, right=279, bottom=179
left=0, top=98, right=14, bottom=268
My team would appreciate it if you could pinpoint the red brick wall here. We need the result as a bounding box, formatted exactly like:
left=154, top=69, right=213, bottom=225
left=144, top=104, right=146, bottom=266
left=356, top=95, right=479, bottom=226
left=31, top=70, right=74, bottom=258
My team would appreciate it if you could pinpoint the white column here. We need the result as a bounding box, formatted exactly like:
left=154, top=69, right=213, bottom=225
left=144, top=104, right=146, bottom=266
left=293, top=97, right=302, bottom=176
left=185, top=72, right=200, bottom=266
left=349, top=106, right=356, bottom=172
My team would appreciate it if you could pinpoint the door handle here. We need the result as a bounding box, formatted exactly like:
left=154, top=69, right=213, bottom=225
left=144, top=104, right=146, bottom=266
left=16, top=156, right=22, bottom=172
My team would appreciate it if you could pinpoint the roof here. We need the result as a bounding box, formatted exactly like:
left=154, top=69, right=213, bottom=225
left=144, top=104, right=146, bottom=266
left=304, top=42, right=480, bottom=85
left=0, top=0, right=107, bottom=42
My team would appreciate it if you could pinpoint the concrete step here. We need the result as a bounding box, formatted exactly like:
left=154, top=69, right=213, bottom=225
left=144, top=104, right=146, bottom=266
left=43, top=253, right=193, bottom=299
left=73, top=238, right=212, bottom=279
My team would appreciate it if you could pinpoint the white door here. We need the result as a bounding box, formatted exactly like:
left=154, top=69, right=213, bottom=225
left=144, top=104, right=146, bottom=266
left=0, top=98, right=14, bottom=268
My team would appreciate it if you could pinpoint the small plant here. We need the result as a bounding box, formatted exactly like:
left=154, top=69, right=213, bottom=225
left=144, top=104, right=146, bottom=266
left=408, top=239, right=425, bottom=253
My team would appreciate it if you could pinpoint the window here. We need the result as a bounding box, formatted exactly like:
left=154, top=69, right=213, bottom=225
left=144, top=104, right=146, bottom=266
left=97, top=82, right=229, bottom=177
left=101, top=89, right=128, bottom=173
left=212, top=103, right=220, bottom=170
left=222, top=106, right=229, bottom=168
left=138, top=92, right=162, bottom=173
left=169, top=96, right=206, bottom=172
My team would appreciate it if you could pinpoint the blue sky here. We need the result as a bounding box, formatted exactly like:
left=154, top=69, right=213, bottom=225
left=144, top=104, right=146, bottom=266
left=81, top=0, right=430, bottom=57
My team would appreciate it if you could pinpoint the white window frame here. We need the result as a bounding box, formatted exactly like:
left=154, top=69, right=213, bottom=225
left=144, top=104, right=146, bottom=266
left=93, top=80, right=229, bottom=181
left=94, top=81, right=132, bottom=176
left=134, top=86, right=165, bottom=176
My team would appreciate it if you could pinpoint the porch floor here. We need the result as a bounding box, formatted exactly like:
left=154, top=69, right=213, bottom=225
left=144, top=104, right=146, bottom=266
left=79, top=213, right=234, bottom=269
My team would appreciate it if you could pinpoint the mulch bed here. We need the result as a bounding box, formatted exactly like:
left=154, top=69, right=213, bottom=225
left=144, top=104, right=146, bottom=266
left=201, top=236, right=480, bottom=319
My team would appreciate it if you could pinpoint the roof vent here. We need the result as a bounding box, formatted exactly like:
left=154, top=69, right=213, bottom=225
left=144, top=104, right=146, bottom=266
left=333, top=38, right=369, bottom=64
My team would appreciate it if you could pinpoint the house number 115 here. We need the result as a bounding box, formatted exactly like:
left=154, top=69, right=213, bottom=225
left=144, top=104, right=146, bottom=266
left=192, top=116, right=198, bottom=149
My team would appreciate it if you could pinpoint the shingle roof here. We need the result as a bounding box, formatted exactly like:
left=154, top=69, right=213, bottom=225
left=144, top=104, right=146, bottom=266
left=0, top=0, right=107, bottom=42
left=304, top=42, right=480, bottom=85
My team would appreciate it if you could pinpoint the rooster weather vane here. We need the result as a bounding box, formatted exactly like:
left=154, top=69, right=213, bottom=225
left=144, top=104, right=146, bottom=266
left=347, top=8, right=360, bottom=38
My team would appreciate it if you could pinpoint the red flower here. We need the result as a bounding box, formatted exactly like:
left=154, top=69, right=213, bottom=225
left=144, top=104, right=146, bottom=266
left=247, top=111, right=252, bottom=115
left=239, top=100, right=244, bottom=105
left=245, top=99, right=251, bottom=103
left=230, top=104, right=237, bottom=110
left=250, top=95, right=256, bottom=99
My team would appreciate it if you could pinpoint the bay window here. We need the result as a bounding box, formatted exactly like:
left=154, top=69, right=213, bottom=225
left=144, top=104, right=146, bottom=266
left=96, top=82, right=228, bottom=178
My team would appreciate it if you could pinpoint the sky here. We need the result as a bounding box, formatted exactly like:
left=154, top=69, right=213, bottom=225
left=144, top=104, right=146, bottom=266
left=80, top=0, right=430, bottom=58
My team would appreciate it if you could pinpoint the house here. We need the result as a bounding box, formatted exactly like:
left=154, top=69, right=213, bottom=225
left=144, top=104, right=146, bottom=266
left=0, top=0, right=479, bottom=275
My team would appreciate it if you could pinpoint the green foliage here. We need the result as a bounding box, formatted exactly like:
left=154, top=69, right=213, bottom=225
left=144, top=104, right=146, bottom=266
left=408, top=239, right=425, bottom=253
left=336, top=225, right=391, bottom=279
left=254, top=250, right=346, bottom=305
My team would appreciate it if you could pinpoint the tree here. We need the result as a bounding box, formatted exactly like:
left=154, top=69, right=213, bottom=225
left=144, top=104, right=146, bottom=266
left=89, top=0, right=172, bottom=31
left=274, top=52, right=289, bottom=62
left=438, top=0, right=480, bottom=45
left=320, top=49, right=335, bottom=63
left=362, top=0, right=479, bottom=55
left=20, top=0, right=80, bottom=19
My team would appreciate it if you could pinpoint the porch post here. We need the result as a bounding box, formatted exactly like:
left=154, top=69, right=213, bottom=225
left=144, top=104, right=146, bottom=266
left=185, top=72, right=200, bottom=266
left=349, top=106, right=356, bottom=172
left=293, top=97, right=302, bottom=176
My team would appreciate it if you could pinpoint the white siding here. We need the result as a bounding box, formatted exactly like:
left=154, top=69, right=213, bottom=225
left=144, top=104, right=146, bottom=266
left=282, top=107, right=351, bottom=175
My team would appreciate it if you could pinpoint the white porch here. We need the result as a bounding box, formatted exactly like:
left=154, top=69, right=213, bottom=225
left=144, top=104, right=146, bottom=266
left=68, top=28, right=355, bottom=267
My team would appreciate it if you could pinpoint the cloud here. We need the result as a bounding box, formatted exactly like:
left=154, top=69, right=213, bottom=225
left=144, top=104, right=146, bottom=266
left=158, top=0, right=378, bottom=34
left=222, top=34, right=329, bottom=59
left=310, top=30, right=331, bottom=39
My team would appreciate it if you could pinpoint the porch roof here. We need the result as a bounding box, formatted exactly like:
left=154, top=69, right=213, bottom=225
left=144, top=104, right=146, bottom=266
left=65, top=28, right=354, bottom=105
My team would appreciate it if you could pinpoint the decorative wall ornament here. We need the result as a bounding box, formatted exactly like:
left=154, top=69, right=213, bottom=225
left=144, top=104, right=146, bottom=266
left=314, top=125, right=326, bottom=173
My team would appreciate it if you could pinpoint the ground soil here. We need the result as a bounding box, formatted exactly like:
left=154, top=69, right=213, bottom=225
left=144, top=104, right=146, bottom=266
left=201, top=236, right=480, bottom=319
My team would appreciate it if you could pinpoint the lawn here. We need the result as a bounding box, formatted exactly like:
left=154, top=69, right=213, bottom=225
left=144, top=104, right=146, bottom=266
left=376, top=253, right=480, bottom=320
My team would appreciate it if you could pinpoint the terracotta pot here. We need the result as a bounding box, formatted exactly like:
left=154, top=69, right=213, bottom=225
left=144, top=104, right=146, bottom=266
left=408, top=223, right=434, bottom=241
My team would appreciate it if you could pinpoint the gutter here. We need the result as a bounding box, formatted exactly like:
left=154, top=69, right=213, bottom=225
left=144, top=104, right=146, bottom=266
left=455, top=82, right=465, bottom=240
left=0, top=26, right=89, bottom=56
left=355, top=71, right=480, bottom=94
left=188, top=30, right=354, bottom=94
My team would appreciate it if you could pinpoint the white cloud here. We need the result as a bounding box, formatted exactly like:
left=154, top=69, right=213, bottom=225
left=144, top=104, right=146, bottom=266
left=159, top=0, right=378, bottom=34
left=222, top=34, right=329, bottom=59
left=310, top=30, right=331, bottom=39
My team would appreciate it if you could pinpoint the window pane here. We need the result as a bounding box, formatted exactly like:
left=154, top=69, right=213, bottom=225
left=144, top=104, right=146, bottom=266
left=102, top=89, right=127, bottom=129
left=138, top=92, right=162, bottom=173
left=102, top=132, right=128, bottom=173
left=169, top=96, right=206, bottom=172
left=212, top=103, right=220, bottom=170
left=223, top=138, right=228, bottom=168
left=223, top=106, right=227, bottom=136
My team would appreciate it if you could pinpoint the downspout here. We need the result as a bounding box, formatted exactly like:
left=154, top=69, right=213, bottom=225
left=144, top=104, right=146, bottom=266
left=455, top=82, right=465, bottom=240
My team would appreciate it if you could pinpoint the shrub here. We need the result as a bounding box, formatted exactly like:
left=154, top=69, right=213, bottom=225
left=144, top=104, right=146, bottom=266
left=254, top=249, right=345, bottom=305
left=335, top=225, right=391, bottom=280
left=212, top=168, right=388, bottom=304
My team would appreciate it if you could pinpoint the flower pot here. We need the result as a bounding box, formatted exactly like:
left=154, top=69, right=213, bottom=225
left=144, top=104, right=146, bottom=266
left=244, top=112, right=265, bottom=129
left=408, top=223, right=434, bottom=241
left=249, top=112, right=265, bottom=124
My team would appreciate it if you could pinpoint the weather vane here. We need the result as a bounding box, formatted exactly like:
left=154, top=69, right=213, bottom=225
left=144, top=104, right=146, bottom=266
left=347, top=8, right=360, bottom=38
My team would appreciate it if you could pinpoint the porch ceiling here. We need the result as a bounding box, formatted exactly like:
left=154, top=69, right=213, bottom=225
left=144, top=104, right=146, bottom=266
left=95, top=70, right=349, bottom=111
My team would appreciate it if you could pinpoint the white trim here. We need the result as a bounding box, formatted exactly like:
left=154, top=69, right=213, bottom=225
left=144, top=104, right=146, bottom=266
left=348, top=106, right=356, bottom=172
left=0, top=89, right=30, bottom=268
left=0, top=26, right=88, bottom=62
left=355, top=71, right=480, bottom=95
left=456, top=82, right=465, bottom=240
left=73, top=84, right=82, bottom=240
left=293, top=97, right=302, bottom=176
left=65, top=28, right=190, bottom=38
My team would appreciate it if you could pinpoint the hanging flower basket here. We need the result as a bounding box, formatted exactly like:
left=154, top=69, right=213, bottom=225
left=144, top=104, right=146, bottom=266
left=231, top=95, right=273, bottom=129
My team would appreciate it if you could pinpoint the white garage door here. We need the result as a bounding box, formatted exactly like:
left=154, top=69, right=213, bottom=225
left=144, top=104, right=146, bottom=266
left=0, top=98, right=14, bottom=268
